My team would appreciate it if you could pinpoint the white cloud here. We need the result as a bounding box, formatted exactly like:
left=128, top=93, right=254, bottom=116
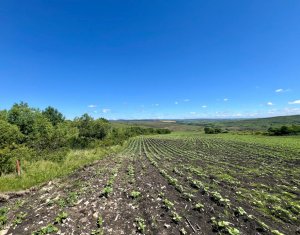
left=155, top=104, right=159, bottom=106
left=224, top=98, right=229, bottom=102
left=184, top=99, right=190, bottom=102
left=175, top=101, right=179, bottom=105
left=88, top=104, right=97, bottom=108
left=190, top=112, right=197, bottom=115
left=288, top=100, right=300, bottom=105
left=102, top=108, right=111, bottom=113
left=267, top=102, right=274, bottom=106
left=275, top=88, right=290, bottom=93
left=202, top=105, right=207, bottom=108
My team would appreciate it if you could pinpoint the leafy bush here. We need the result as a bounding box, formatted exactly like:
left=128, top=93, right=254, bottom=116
left=204, top=127, right=223, bottom=134
left=0, top=120, right=24, bottom=148
left=0, top=145, right=34, bottom=176
left=268, top=125, right=300, bottom=136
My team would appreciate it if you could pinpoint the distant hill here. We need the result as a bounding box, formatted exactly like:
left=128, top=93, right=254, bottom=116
left=178, top=115, right=300, bottom=131
left=114, top=115, right=300, bottom=132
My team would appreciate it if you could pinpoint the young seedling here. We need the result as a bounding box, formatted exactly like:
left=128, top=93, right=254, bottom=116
left=0, top=207, right=8, bottom=230
left=130, top=191, right=141, bottom=199
left=91, top=216, right=104, bottom=235
left=32, top=224, right=59, bottom=235
left=54, top=211, right=68, bottom=224
left=235, top=207, right=247, bottom=217
left=101, top=186, right=113, bottom=198
left=211, top=217, right=240, bottom=235
left=182, top=192, right=195, bottom=201
left=171, top=212, right=182, bottom=223
left=194, top=203, right=204, bottom=212
left=180, top=228, right=187, bottom=235
left=66, top=192, right=79, bottom=206
left=13, top=212, right=27, bottom=227
left=163, top=198, right=174, bottom=210
left=135, top=217, right=146, bottom=234
left=211, top=191, right=231, bottom=207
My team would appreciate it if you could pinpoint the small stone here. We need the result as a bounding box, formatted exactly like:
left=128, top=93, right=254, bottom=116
left=0, top=229, right=9, bottom=235
left=80, top=217, right=88, bottom=223
left=164, top=224, right=171, bottom=229
left=93, top=212, right=99, bottom=219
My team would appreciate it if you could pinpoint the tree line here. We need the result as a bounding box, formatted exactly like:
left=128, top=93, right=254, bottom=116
left=268, top=125, right=300, bottom=136
left=0, top=102, right=171, bottom=175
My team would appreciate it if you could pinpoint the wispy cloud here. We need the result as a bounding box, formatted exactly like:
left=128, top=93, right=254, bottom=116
left=288, top=100, right=300, bottom=105
left=184, top=99, right=190, bottom=102
left=190, top=112, right=197, bottom=115
left=224, top=98, right=229, bottom=102
left=275, top=88, right=290, bottom=93
left=174, top=101, right=179, bottom=105
left=267, top=102, right=274, bottom=106
left=102, top=108, right=111, bottom=113
left=88, top=104, right=97, bottom=108
left=202, top=105, right=207, bottom=108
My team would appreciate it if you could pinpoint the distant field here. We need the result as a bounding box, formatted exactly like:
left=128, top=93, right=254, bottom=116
left=177, top=115, right=300, bottom=131
left=113, top=120, right=202, bottom=132
left=114, top=115, right=300, bottom=132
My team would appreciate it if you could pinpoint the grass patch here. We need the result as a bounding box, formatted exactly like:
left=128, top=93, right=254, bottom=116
left=0, top=145, right=122, bottom=192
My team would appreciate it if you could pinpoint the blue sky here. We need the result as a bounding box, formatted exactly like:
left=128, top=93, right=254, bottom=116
left=1, top=1, right=300, bottom=119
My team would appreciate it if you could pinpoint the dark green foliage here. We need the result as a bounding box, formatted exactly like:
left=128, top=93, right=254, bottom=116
left=74, top=114, right=110, bottom=140
left=0, top=110, right=8, bottom=121
left=268, top=125, right=300, bottom=136
left=0, top=102, right=170, bottom=176
left=0, top=120, right=24, bottom=148
left=42, top=106, right=65, bottom=126
left=7, top=102, right=37, bottom=135
left=0, top=145, right=34, bottom=175
left=204, top=127, right=223, bottom=134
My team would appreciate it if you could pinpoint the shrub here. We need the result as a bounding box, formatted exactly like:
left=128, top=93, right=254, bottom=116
left=0, top=145, right=34, bottom=176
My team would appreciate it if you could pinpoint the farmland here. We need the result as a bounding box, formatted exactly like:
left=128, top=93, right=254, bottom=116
left=1, top=133, right=299, bottom=235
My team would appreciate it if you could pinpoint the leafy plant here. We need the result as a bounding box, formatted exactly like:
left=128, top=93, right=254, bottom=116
left=271, top=206, right=297, bottom=222
left=54, top=211, right=68, bottom=224
left=180, top=228, right=187, bottom=234
left=211, top=191, right=231, bottom=207
left=163, top=198, right=174, bottom=210
left=171, top=211, right=182, bottom=223
left=195, top=203, right=204, bottom=212
left=91, top=216, right=104, bottom=235
left=32, top=224, right=59, bottom=235
left=13, top=212, right=27, bottom=227
left=130, top=191, right=141, bottom=199
left=211, top=217, right=240, bottom=235
left=135, top=217, right=146, bottom=234
left=235, top=207, right=247, bottom=216
left=101, top=186, right=113, bottom=198
left=182, top=192, right=195, bottom=201
left=0, top=207, right=8, bottom=230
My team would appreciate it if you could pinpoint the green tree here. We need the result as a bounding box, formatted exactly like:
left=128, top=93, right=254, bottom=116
left=28, top=115, right=54, bottom=151
left=51, top=122, right=79, bottom=149
left=0, top=110, right=8, bottom=121
left=7, top=102, right=36, bottom=135
left=42, top=106, right=65, bottom=126
left=0, top=120, right=24, bottom=148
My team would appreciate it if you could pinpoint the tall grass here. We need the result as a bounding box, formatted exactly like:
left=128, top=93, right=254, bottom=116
left=0, top=145, right=122, bottom=192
